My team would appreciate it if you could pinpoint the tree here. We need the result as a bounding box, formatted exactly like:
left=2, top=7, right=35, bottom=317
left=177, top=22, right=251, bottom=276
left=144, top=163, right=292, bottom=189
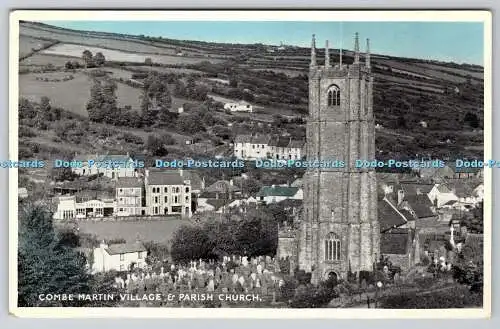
left=18, top=205, right=91, bottom=306
left=141, top=73, right=172, bottom=125
left=146, top=135, right=168, bottom=156
left=86, top=79, right=120, bottom=124
left=82, top=50, right=93, bottom=69
left=94, top=52, right=106, bottom=66
left=170, top=225, right=213, bottom=263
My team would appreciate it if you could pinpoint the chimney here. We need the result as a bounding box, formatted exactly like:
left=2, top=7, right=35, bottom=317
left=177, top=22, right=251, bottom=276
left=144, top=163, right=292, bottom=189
left=179, top=168, right=184, bottom=177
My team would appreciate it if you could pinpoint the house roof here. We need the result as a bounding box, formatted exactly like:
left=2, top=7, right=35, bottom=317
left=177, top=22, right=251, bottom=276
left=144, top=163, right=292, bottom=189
left=252, top=135, right=270, bottom=144
left=116, top=177, right=143, bottom=188
left=234, top=135, right=252, bottom=143
left=446, top=181, right=476, bottom=198
left=205, top=198, right=228, bottom=211
left=103, top=154, right=131, bottom=162
left=105, top=242, right=146, bottom=255
left=378, top=198, right=409, bottom=232
left=400, top=182, right=434, bottom=195
left=436, top=184, right=452, bottom=193
left=405, top=195, right=436, bottom=218
left=442, top=199, right=458, bottom=206
left=205, top=180, right=241, bottom=193
left=291, top=178, right=303, bottom=187
left=147, top=171, right=185, bottom=186
left=380, top=231, right=410, bottom=255
left=288, top=140, right=305, bottom=149
left=277, top=199, right=303, bottom=208
left=269, top=136, right=291, bottom=147
left=256, top=186, right=299, bottom=197
left=180, top=170, right=204, bottom=191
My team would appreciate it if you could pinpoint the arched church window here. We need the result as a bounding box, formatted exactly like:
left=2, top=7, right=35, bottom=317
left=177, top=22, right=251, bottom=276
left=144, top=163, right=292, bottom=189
left=325, top=232, right=341, bottom=261
left=327, top=85, right=341, bottom=107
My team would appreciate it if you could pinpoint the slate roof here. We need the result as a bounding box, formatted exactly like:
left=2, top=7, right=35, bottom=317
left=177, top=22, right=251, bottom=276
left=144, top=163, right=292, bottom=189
left=106, top=242, right=147, bottom=255
left=288, top=140, right=305, bottom=148
left=446, top=181, right=475, bottom=198
left=400, top=182, right=434, bottom=195
left=205, top=180, right=241, bottom=193
left=404, top=195, right=436, bottom=219
left=205, top=198, right=228, bottom=211
left=116, top=177, right=143, bottom=188
left=277, top=199, right=303, bottom=208
left=380, top=230, right=410, bottom=255
left=180, top=170, right=204, bottom=191
left=378, top=198, right=409, bottom=232
left=147, top=171, right=184, bottom=186
left=436, top=184, right=452, bottom=193
left=256, top=186, right=299, bottom=197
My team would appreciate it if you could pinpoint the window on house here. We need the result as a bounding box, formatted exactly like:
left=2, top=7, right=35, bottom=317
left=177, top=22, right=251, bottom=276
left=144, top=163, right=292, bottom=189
left=185, top=196, right=189, bottom=202
left=155, top=196, right=158, bottom=203
left=185, top=187, right=190, bottom=193
left=164, top=196, right=168, bottom=203
left=120, top=264, right=125, bottom=271
left=119, top=189, right=123, bottom=193
left=327, top=85, right=341, bottom=106
left=138, top=251, right=143, bottom=259
left=120, top=254, right=124, bottom=261
left=325, top=232, right=341, bottom=261
left=174, top=196, right=178, bottom=203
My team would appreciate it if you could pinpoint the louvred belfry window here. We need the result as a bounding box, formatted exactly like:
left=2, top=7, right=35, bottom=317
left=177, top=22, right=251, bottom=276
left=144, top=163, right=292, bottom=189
left=327, top=85, right=341, bottom=106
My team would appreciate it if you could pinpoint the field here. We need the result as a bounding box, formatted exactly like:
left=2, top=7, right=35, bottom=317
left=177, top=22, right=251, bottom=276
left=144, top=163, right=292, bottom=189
left=19, top=35, right=57, bottom=59
left=19, top=71, right=142, bottom=115
left=41, top=43, right=224, bottom=65
left=75, top=219, right=189, bottom=243
left=20, top=53, right=83, bottom=67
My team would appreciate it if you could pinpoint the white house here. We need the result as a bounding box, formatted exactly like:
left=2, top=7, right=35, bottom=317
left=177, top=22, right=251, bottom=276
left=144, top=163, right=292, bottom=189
left=72, top=153, right=137, bottom=180
left=224, top=102, right=253, bottom=113
left=144, top=170, right=192, bottom=217
left=53, top=195, right=77, bottom=220
left=233, top=134, right=305, bottom=160
left=92, top=241, right=147, bottom=273
left=427, top=184, right=459, bottom=208
left=53, top=195, right=116, bottom=220
left=116, top=177, right=144, bottom=217
left=256, top=185, right=303, bottom=204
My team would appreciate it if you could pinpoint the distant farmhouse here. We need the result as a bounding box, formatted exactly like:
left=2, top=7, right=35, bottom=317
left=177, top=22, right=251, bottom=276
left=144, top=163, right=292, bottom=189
left=234, top=134, right=305, bottom=160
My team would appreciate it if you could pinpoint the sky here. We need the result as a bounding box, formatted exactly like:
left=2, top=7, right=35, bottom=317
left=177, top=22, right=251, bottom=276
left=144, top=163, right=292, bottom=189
left=43, top=21, right=485, bottom=65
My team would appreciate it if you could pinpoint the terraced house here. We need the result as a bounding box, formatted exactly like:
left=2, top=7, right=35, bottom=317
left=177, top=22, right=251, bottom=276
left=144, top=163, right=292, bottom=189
left=233, top=134, right=305, bottom=160
left=144, top=169, right=192, bottom=218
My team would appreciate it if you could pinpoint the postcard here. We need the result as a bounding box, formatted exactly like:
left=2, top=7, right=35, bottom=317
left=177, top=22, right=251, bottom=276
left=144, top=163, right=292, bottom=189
left=9, top=10, right=491, bottom=318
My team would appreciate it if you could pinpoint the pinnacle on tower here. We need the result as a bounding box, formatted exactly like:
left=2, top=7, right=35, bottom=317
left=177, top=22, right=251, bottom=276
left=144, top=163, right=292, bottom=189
left=310, top=34, right=317, bottom=67
left=354, top=32, right=360, bottom=64
left=325, top=40, right=330, bottom=68
left=366, top=38, right=371, bottom=68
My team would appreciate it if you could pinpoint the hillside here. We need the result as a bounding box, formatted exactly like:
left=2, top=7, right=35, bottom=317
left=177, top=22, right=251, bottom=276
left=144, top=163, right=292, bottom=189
left=18, top=21, right=484, bottom=162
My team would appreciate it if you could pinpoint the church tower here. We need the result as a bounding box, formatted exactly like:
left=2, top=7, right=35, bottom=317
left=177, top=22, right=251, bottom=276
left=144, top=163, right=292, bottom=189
left=298, top=33, right=380, bottom=283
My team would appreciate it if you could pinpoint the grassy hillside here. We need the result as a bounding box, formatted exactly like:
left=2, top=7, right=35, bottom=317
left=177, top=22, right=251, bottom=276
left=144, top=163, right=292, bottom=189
left=18, top=21, right=484, bottom=161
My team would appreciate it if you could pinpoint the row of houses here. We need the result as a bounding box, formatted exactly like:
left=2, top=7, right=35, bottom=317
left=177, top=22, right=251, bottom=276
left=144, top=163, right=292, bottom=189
left=53, top=169, right=195, bottom=220
left=233, top=134, right=305, bottom=160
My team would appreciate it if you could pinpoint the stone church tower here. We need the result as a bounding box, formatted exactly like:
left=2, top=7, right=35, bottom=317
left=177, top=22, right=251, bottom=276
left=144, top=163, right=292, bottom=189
left=298, top=33, right=380, bottom=283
